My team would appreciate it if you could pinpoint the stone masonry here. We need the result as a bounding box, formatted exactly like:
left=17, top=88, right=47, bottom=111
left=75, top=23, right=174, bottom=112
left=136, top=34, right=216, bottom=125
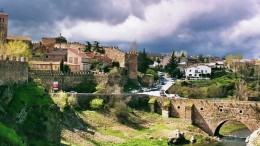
left=0, top=55, right=28, bottom=86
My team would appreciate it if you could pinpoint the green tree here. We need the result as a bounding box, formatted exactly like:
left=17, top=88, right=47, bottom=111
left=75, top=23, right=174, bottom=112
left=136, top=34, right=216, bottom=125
left=4, top=40, right=32, bottom=58
left=137, top=48, right=153, bottom=73
left=112, top=61, right=120, bottom=68
left=93, top=41, right=104, bottom=53
left=84, top=41, right=92, bottom=52
left=146, top=69, right=159, bottom=81
left=60, top=59, right=64, bottom=72
left=198, top=54, right=204, bottom=63
left=164, top=51, right=181, bottom=78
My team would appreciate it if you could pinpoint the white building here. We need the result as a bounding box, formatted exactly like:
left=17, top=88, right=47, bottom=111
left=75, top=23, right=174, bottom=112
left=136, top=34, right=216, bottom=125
left=185, top=65, right=211, bottom=79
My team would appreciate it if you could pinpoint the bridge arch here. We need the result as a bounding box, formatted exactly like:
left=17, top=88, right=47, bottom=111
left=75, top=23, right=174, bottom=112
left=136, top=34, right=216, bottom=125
left=213, top=119, right=251, bottom=137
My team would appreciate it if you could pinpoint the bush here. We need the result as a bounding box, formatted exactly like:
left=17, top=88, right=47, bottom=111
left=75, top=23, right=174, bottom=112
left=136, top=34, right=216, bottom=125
left=163, top=100, right=171, bottom=107
left=51, top=91, right=77, bottom=111
left=90, top=98, right=104, bottom=110
left=148, top=97, right=156, bottom=104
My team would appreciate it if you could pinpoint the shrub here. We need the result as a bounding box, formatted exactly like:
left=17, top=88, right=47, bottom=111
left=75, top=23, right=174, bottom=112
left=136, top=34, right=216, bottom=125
left=90, top=98, right=104, bottom=110
left=51, top=91, right=77, bottom=111
left=163, top=100, right=171, bottom=107
left=148, top=97, right=156, bottom=104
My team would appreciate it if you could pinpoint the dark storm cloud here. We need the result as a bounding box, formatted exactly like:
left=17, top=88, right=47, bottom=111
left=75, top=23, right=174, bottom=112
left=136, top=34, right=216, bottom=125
left=1, top=0, right=260, bottom=58
left=1, top=0, right=161, bottom=25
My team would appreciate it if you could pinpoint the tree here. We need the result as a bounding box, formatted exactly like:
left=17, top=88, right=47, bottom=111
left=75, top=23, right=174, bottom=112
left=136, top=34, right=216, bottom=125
left=164, top=51, right=181, bottom=78
left=198, top=54, right=204, bottom=63
left=137, top=48, right=153, bottom=73
left=112, top=61, right=120, bottom=68
left=84, top=41, right=92, bottom=52
left=60, top=59, right=64, bottom=72
left=234, top=79, right=248, bottom=100
left=225, top=54, right=234, bottom=70
left=3, top=40, right=31, bottom=58
left=93, top=41, right=104, bottom=53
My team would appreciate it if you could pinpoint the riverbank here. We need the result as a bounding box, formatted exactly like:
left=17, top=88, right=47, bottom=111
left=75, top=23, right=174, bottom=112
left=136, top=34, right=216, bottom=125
left=219, top=121, right=248, bottom=136
left=60, top=109, right=212, bottom=145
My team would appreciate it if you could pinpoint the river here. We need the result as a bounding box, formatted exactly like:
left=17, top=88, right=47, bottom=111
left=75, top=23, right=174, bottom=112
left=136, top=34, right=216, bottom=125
left=182, top=128, right=250, bottom=146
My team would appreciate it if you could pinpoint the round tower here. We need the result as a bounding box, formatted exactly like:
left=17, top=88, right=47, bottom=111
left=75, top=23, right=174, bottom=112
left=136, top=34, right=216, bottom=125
left=0, top=10, right=8, bottom=44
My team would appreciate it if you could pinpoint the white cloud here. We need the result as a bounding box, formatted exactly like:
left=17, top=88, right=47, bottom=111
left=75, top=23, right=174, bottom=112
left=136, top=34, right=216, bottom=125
left=57, top=0, right=215, bottom=42
left=223, top=13, right=260, bottom=42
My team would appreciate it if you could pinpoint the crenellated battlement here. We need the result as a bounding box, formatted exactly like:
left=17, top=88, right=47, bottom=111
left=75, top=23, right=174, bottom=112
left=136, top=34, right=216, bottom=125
left=0, top=55, right=28, bottom=86
left=126, top=51, right=137, bottom=55
left=0, top=54, right=28, bottom=62
left=30, top=70, right=108, bottom=77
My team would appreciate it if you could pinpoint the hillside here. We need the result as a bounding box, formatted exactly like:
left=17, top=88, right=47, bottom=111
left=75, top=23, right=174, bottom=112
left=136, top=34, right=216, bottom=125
left=0, top=82, right=213, bottom=146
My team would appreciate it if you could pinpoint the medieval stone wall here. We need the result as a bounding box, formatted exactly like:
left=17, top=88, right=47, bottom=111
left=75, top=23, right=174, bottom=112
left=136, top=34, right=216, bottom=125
left=0, top=55, right=28, bottom=86
left=103, top=47, right=125, bottom=67
left=54, top=42, right=85, bottom=50
left=29, top=70, right=108, bottom=91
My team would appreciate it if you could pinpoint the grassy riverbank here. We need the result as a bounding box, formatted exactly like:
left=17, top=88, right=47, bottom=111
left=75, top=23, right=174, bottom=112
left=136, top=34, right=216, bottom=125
left=59, top=109, right=208, bottom=146
left=219, top=121, right=248, bottom=135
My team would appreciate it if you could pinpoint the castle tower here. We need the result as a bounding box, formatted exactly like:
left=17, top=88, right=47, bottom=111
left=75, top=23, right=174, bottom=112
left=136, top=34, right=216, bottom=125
left=125, top=51, right=138, bottom=80
left=0, top=10, right=8, bottom=44
left=125, top=41, right=138, bottom=80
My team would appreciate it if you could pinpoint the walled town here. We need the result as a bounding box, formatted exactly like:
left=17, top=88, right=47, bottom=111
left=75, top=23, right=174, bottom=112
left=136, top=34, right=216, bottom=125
left=0, top=10, right=260, bottom=146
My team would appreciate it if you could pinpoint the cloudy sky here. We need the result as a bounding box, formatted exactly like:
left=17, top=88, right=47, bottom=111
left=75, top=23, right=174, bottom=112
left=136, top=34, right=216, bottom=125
left=1, top=0, right=260, bottom=58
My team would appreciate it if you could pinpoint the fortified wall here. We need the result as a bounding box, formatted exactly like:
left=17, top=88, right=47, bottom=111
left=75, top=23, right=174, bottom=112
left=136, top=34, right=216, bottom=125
left=29, top=70, right=108, bottom=91
left=0, top=55, right=28, bottom=86
left=103, top=46, right=126, bottom=67
left=54, top=42, right=85, bottom=51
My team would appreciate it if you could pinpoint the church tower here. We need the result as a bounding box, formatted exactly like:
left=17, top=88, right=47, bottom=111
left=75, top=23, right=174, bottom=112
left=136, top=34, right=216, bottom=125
left=0, top=10, right=8, bottom=44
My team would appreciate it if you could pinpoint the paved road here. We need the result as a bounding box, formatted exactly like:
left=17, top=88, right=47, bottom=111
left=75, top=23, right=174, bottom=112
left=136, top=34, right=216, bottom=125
left=138, top=77, right=174, bottom=96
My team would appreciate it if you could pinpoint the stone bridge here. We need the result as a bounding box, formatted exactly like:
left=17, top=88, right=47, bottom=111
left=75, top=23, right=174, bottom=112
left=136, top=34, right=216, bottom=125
left=157, top=98, right=260, bottom=136
left=71, top=93, right=259, bottom=136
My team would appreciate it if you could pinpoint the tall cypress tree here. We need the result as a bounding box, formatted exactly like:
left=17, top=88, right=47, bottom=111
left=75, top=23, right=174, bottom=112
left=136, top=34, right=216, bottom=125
left=60, top=59, right=64, bottom=73
left=165, top=51, right=181, bottom=78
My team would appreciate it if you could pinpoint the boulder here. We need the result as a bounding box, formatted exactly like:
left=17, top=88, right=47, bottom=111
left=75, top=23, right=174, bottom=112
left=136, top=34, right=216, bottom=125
left=190, top=136, right=197, bottom=143
left=167, top=129, right=186, bottom=145
left=246, top=128, right=260, bottom=146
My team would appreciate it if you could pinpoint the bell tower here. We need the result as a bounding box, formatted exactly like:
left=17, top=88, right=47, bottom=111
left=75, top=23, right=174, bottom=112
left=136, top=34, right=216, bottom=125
left=0, top=10, right=8, bottom=44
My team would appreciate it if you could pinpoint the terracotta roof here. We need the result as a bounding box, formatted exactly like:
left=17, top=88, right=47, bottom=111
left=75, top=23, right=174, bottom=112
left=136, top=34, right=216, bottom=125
left=85, top=52, right=96, bottom=59
left=68, top=48, right=90, bottom=58
left=7, top=36, right=32, bottom=41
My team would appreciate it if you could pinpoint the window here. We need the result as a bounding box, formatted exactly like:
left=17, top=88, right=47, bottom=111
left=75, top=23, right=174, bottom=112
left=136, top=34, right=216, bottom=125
left=205, top=70, right=207, bottom=73
left=189, top=69, right=191, bottom=72
left=69, top=57, right=73, bottom=63
left=3, top=18, right=4, bottom=22
left=189, top=74, right=192, bottom=76
left=45, top=55, right=48, bottom=58
left=0, top=18, right=1, bottom=22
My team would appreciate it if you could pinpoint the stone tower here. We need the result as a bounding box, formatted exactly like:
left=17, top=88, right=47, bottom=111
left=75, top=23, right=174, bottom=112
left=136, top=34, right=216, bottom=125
left=125, top=51, right=138, bottom=80
left=125, top=41, right=138, bottom=80
left=0, top=11, right=8, bottom=44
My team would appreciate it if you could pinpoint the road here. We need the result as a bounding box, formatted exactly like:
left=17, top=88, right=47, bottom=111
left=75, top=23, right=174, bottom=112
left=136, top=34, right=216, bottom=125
left=138, top=76, right=174, bottom=96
